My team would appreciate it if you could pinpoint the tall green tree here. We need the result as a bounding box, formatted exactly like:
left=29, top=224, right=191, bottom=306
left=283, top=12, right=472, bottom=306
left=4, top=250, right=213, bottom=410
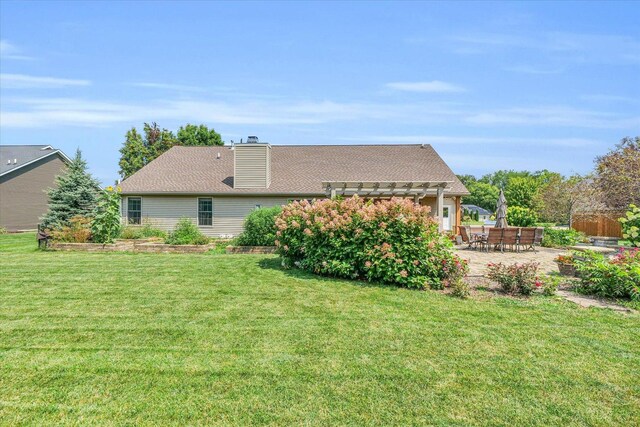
left=462, top=181, right=500, bottom=212
left=480, top=170, right=531, bottom=189
left=41, top=149, right=100, bottom=229
left=505, top=176, right=541, bottom=210
left=177, top=124, right=223, bottom=146
left=119, top=123, right=223, bottom=178
left=595, top=136, right=640, bottom=210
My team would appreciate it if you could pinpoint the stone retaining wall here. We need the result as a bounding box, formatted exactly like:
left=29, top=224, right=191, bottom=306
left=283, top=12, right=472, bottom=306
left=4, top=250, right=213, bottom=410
left=225, top=246, right=277, bottom=254
left=49, top=240, right=215, bottom=253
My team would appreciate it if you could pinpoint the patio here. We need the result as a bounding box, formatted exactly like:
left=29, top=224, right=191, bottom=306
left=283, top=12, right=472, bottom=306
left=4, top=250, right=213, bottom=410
left=454, top=245, right=568, bottom=276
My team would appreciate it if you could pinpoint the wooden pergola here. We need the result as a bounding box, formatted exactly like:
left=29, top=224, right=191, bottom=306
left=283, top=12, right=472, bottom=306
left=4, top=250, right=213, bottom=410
left=322, top=181, right=453, bottom=231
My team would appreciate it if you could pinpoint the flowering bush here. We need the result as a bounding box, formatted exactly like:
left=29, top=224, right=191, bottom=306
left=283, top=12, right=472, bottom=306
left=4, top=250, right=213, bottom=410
left=486, top=262, right=540, bottom=295
left=554, top=254, right=575, bottom=265
left=444, top=258, right=470, bottom=298
left=275, top=196, right=463, bottom=289
left=575, top=248, right=640, bottom=301
left=619, top=204, right=640, bottom=247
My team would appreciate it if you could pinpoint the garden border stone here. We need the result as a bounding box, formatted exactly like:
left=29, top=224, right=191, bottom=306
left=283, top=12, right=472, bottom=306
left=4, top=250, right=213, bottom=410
left=226, top=246, right=277, bottom=254
left=48, top=240, right=216, bottom=253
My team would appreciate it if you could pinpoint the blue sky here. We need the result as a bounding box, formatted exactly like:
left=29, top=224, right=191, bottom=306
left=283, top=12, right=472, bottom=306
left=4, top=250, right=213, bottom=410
left=1, top=1, right=638, bottom=185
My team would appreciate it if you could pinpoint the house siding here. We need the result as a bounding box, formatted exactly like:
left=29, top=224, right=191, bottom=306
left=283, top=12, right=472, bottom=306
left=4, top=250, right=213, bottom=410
left=233, top=144, right=271, bottom=189
left=0, top=155, right=67, bottom=231
left=123, top=195, right=292, bottom=237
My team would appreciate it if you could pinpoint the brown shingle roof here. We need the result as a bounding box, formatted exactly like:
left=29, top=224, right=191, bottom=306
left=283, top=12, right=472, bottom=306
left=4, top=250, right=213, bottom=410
left=120, top=144, right=469, bottom=196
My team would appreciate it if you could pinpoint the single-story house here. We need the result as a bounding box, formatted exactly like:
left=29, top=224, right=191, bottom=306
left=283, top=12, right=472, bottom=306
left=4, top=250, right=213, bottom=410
left=0, top=145, right=70, bottom=231
left=461, top=204, right=492, bottom=221
left=119, top=140, right=469, bottom=237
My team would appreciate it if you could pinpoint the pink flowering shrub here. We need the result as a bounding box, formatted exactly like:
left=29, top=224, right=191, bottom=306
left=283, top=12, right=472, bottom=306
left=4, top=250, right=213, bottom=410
left=275, top=196, right=463, bottom=289
left=486, top=262, right=540, bottom=296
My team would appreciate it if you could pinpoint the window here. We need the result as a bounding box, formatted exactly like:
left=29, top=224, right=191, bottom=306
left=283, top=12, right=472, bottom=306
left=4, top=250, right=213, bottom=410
left=198, top=198, right=213, bottom=226
left=127, top=197, right=141, bottom=225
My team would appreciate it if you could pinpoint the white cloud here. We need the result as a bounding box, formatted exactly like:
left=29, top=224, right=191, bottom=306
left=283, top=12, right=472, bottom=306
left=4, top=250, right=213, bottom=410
left=0, top=40, right=35, bottom=60
left=128, top=82, right=204, bottom=92
left=450, top=31, right=640, bottom=65
left=465, top=106, right=640, bottom=129
left=386, top=80, right=465, bottom=93
left=338, top=135, right=599, bottom=147
left=1, top=74, right=90, bottom=89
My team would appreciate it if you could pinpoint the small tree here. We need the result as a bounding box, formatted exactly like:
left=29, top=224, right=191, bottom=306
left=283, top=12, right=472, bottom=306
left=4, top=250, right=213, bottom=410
left=595, top=136, right=640, bottom=210
left=41, top=149, right=100, bottom=229
left=92, top=187, right=122, bottom=243
left=507, top=206, right=537, bottom=227
left=505, top=176, right=541, bottom=210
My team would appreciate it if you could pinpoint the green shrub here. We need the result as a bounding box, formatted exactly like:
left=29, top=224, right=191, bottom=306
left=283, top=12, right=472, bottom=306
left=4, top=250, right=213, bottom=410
left=120, top=227, right=143, bottom=239
left=486, top=262, right=540, bottom=295
left=165, top=218, right=209, bottom=245
left=0, top=226, right=6, bottom=235
left=91, top=186, right=122, bottom=244
left=507, top=206, right=537, bottom=227
left=275, top=197, right=463, bottom=290
left=619, top=204, right=640, bottom=247
left=542, top=227, right=587, bottom=247
left=446, top=258, right=470, bottom=298
left=120, top=222, right=167, bottom=240
left=575, top=248, right=640, bottom=301
left=237, top=206, right=282, bottom=246
left=139, top=222, right=167, bottom=239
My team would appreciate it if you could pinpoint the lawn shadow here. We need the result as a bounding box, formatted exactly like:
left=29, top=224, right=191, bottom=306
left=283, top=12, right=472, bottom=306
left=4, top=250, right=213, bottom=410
left=257, top=257, right=401, bottom=291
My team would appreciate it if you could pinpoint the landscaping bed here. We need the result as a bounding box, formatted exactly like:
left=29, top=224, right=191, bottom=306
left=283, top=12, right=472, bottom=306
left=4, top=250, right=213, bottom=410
left=226, top=245, right=277, bottom=254
left=49, top=239, right=217, bottom=253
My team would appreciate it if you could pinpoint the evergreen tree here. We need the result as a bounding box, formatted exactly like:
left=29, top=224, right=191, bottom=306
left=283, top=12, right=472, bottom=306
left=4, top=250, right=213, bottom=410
left=41, top=149, right=101, bottom=229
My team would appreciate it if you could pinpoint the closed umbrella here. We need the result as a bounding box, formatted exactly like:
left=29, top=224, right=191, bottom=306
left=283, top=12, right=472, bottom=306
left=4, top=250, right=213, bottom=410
left=495, top=189, right=508, bottom=228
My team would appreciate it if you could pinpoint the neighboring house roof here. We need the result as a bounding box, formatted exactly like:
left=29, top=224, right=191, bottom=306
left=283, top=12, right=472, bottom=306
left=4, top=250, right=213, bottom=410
left=0, top=145, right=71, bottom=177
left=120, top=144, right=469, bottom=196
left=461, top=204, right=492, bottom=215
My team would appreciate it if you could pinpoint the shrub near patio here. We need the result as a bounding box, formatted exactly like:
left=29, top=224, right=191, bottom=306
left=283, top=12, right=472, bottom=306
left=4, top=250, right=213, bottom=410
left=575, top=248, right=640, bottom=301
left=275, top=196, right=465, bottom=289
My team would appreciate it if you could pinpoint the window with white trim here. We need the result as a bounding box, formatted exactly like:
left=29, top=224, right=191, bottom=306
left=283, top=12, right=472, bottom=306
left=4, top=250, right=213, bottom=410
left=127, top=197, right=141, bottom=225
left=198, top=198, right=213, bottom=226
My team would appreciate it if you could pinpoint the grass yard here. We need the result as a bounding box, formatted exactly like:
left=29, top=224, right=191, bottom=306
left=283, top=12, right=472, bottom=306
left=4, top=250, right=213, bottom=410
left=1, top=232, right=639, bottom=426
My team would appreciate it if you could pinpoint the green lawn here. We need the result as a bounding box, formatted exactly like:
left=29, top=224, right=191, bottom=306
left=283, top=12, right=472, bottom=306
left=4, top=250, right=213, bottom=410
left=1, top=233, right=639, bottom=426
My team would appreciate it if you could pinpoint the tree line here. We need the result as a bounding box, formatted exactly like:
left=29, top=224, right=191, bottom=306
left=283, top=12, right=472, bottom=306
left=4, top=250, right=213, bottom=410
left=458, top=136, right=639, bottom=225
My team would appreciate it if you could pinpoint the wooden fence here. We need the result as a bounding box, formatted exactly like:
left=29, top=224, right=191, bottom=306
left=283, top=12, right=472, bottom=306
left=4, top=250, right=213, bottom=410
left=571, top=212, right=623, bottom=238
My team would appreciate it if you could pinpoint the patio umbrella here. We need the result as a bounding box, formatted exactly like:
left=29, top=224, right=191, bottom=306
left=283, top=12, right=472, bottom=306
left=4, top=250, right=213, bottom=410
left=495, top=189, right=508, bottom=228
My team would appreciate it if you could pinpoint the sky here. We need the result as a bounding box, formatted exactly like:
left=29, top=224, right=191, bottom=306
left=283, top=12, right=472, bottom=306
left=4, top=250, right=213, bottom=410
left=1, top=1, right=639, bottom=185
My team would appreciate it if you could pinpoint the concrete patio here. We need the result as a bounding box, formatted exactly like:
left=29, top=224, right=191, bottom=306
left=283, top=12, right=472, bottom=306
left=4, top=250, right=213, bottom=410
left=454, top=245, right=568, bottom=276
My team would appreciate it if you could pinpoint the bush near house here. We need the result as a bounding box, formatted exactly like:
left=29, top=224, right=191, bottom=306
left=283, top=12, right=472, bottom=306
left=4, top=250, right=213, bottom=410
left=575, top=248, right=640, bottom=301
left=542, top=227, right=588, bottom=248
left=165, top=218, right=209, bottom=245
left=275, top=196, right=463, bottom=290
left=119, top=222, right=167, bottom=240
left=237, top=206, right=282, bottom=246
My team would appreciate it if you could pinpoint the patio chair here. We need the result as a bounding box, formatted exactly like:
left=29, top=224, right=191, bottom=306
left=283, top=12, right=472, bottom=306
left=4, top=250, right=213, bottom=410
left=518, top=228, right=537, bottom=252
left=481, top=228, right=504, bottom=252
left=534, top=227, right=544, bottom=246
left=502, top=228, right=519, bottom=252
left=460, top=226, right=482, bottom=250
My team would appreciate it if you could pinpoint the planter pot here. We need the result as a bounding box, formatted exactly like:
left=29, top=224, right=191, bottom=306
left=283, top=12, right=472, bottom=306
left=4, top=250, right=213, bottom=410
left=557, top=263, right=577, bottom=277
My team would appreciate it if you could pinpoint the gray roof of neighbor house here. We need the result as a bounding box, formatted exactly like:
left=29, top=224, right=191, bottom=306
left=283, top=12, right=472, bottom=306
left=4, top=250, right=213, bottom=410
left=120, top=144, right=469, bottom=196
left=462, top=204, right=492, bottom=215
left=0, top=145, right=70, bottom=176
